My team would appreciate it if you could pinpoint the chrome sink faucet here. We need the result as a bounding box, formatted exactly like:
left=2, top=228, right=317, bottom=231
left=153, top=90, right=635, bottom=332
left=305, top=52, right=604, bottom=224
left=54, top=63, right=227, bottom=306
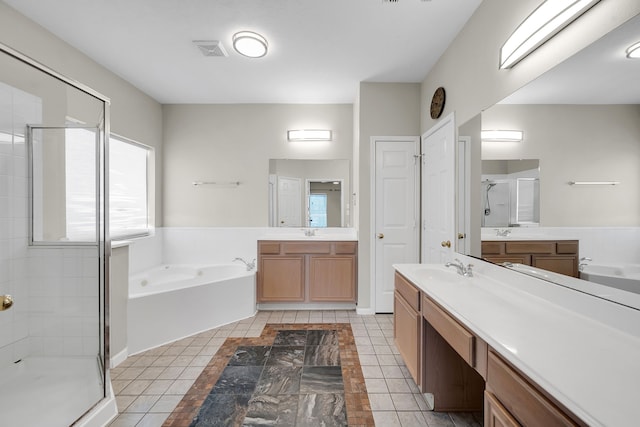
left=233, top=257, right=256, bottom=271
left=445, top=258, right=474, bottom=277
left=495, top=228, right=511, bottom=237
left=303, top=228, right=317, bottom=237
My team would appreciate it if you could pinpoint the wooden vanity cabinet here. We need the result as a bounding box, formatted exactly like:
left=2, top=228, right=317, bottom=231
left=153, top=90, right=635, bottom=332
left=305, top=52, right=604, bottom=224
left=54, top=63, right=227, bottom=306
left=486, top=350, right=581, bottom=427
left=393, top=272, right=421, bottom=386
left=482, top=240, right=579, bottom=277
left=257, top=240, right=357, bottom=303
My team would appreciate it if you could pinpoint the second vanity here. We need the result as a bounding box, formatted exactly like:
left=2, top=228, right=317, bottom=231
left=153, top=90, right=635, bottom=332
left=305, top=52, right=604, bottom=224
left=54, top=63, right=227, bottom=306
left=394, top=260, right=640, bottom=427
left=256, top=234, right=357, bottom=305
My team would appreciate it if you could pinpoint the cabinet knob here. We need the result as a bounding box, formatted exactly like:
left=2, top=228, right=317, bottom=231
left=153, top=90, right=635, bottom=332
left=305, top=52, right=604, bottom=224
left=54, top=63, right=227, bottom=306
left=377, top=233, right=384, bottom=239
left=441, top=240, right=451, bottom=248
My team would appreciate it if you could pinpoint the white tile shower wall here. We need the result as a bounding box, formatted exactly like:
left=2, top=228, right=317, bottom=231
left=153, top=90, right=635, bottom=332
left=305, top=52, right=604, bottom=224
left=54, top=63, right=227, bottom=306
left=27, top=246, right=99, bottom=357
left=0, top=84, right=40, bottom=366
left=127, top=230, right=163, bottom=275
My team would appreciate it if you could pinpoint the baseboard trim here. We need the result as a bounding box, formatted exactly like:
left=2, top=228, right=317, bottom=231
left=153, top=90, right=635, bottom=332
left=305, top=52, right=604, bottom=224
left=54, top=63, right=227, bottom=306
left=110, top=347, right=128, bottom=368
left=356, top=307, right=376, bottom=315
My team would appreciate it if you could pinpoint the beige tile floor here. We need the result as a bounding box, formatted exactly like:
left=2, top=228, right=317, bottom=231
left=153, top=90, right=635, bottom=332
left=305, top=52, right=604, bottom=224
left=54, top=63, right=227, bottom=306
left=108, top=310, right=482, bottom=427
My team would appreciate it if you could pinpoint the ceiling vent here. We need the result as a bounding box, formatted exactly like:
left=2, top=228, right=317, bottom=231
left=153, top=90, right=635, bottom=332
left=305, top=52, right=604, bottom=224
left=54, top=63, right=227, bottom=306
left=193, top=40, right=228, bottom=57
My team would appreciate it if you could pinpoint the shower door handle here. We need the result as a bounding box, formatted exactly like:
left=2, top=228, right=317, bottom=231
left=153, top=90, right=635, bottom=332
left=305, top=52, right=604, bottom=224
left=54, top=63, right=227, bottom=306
left=1, top=295, right=13, bottom=311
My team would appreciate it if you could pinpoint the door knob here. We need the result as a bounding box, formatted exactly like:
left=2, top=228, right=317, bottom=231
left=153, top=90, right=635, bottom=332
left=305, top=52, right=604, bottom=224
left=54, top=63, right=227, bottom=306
left=441, top=240, right=451, bottom=248
left=377, top=233, right=384, bottom=239
left=1, top=295, right=13, bottom=311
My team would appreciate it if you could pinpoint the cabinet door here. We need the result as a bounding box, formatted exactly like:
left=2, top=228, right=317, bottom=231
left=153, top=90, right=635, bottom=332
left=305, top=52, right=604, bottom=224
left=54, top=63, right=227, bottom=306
left=532, top=255, right=578, bottom=277
left=258, top=256, right=305, bottom=302
left=308, top=255, right=356, bottom=302
left=485, top=391, right=521, bottom=427
left=394, top=291, right=420, bottom=385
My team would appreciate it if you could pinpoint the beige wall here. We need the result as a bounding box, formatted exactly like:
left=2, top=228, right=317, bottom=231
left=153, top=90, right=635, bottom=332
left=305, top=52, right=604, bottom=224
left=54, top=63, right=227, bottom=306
left=162, top=104, right=353, bottom=226
left=0, top=1, right=164, bottom=225
left=483, top=104, right=640, bottom=226
left=421, top=0, right=640, bottom=132
left=356, top=82, right=422, bottom=310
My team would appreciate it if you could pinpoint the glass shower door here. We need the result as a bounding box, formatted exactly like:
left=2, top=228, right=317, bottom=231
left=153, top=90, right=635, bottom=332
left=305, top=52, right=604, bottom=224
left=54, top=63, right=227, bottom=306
left=0, top=46, right=108, bottom=426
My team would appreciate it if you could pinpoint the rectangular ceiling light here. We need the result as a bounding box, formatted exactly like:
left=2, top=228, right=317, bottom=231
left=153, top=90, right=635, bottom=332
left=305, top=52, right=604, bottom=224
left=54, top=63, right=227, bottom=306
left=287, top=129, right=332, bottom=141
left=500, top=0, right=601, bottom=69
left=481, top=130, right=523, bottom=142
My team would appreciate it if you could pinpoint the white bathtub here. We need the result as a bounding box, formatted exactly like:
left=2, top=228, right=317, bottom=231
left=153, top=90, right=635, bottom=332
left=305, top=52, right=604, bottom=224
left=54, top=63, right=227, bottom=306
left=127, top=264, right=256, bottom=354
left=580, top=264, right=640, bottom=295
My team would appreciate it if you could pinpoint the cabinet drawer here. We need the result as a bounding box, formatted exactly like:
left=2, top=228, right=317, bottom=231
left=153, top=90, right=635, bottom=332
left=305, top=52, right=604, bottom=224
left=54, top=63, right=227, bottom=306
left=487, top=351, right=578, bottom=427
left=283, top=242, right=331, bottom=254
left=259, top=242, right=281, bottom=254
left=423, top=295, right=474, bottom=366
left=394, top=272, right=420, bottom=312
left=482, top=241, right=505, bottom=255
left=335, top=241, right=357, bottom=254
left=483, top=255, right=531, bottom=266
left=556, top=241, right=578, bottom=254
left=506, top=241, right=555, bottom=254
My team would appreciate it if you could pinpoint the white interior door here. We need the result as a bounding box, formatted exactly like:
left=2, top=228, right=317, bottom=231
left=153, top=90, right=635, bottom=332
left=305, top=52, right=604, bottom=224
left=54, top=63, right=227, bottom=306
left=277, top=176, right=302, bottom=227
left=373, top=137, right=419, bottom=313
left=422, top=112, right=456, bottom=263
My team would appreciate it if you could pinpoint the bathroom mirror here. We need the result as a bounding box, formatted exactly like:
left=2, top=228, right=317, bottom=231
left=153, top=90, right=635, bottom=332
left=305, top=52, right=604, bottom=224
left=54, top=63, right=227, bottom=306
left=268, top=159, right=350, bottom=227
left=481, top=159, right=540, bottom=227
left=457, top=14, right=640, bottom=306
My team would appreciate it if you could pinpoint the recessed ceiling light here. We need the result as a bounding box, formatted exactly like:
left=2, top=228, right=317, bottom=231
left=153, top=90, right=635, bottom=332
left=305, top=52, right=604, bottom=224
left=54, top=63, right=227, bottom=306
left=233, top=31, right=268, bottom=58
left=626, top=41, right=640, bottom=58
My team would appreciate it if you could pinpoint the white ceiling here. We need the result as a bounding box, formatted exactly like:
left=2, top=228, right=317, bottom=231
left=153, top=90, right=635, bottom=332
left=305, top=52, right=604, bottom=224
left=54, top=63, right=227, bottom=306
left=3, top=0, right=482, bottom=104
left=501, top=13, right=640, bottom=105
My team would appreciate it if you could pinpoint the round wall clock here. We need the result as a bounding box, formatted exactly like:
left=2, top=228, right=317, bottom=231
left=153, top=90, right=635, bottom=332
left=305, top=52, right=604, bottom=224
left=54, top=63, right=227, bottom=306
left=430, top=86, right=446, bottom=119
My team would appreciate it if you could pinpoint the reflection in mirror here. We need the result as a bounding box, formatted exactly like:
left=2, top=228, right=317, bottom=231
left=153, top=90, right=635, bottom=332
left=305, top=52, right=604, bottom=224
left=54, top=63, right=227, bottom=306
left=308, top=180, right=343, bottom=227
left=457, top=14, right=640, bottom=308
left=268, top=159, right=350, bottom=227
left=481, top=159, right=539, bottom=227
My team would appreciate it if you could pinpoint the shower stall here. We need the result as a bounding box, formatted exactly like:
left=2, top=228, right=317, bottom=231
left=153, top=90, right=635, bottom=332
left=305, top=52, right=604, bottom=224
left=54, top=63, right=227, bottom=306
left=0, top=44, right=110, bottom=425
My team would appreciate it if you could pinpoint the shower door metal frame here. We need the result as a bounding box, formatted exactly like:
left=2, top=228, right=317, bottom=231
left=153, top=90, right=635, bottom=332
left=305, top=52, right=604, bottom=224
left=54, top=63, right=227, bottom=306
left=0, top=41, right=112, bottom=420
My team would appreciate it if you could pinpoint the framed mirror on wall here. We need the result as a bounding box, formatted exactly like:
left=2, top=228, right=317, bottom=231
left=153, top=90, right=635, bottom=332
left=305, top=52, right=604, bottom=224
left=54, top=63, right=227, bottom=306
left=456, top=13, right=640, bottom=308
left=268, top=159, right=350, bottom=228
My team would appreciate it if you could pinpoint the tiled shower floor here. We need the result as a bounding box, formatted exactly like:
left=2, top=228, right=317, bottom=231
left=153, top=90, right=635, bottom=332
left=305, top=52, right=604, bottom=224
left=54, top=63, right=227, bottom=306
left=108, top=311, right=482, bottom=427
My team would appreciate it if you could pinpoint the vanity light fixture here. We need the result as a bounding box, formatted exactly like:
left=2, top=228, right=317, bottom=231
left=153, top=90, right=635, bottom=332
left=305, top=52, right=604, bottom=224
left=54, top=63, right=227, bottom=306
left=232, top=31, right=268, bottom=58
left=626, top=41, right=640, bottom=59
left=287, top=129, right=332, bottom=141
left=499, top=0, right=601, bottom=69
left=481, top=130, right=523, bottom=142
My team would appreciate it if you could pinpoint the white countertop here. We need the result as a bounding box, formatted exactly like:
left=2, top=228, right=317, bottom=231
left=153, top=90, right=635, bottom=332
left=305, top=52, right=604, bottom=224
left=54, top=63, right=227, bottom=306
left=259, top=227, right=357, bottom=241
left=394, top=262, right=640, bottom=427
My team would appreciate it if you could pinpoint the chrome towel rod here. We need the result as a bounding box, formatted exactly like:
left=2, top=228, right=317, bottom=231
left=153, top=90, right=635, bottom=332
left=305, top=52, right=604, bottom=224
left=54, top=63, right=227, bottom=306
left=192, top=181, right=241, bottom=187
left=568, top=181, right=620, bottom=186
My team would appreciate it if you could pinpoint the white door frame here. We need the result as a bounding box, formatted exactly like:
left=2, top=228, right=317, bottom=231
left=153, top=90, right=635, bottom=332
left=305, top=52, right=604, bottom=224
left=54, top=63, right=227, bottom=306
left=369, top=136, right=420, bottom=313
left=457, top=136, right=471, bottom=255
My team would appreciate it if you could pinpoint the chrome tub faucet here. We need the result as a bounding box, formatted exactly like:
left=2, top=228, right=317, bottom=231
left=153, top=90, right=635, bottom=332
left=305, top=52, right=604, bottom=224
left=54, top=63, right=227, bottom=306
left=233, top=257, right=256, bottom=271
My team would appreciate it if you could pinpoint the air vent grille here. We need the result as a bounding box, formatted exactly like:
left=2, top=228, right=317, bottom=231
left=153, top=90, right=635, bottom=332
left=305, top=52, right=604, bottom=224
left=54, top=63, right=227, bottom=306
left=193, top=40, right=228, bottom=57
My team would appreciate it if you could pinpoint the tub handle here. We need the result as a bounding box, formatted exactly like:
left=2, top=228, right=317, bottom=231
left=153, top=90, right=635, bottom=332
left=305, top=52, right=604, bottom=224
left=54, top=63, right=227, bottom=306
left=1, top=295, right=13, bottom=311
